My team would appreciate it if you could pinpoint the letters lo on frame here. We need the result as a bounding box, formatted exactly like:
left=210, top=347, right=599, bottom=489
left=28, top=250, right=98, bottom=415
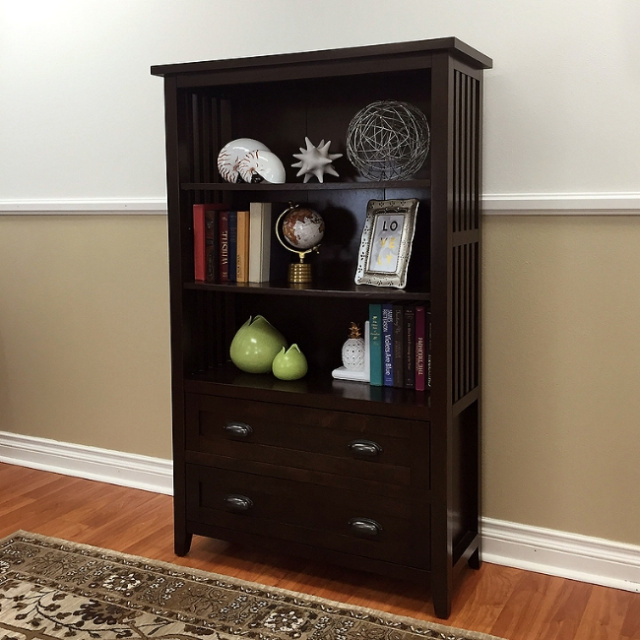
left=354, top=199, right=419, bottom=289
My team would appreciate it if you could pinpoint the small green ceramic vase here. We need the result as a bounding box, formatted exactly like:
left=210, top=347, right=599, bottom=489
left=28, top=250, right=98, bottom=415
left=229, top=315, right=287, bottom=374
left=272, top=344, right=308, bottom=380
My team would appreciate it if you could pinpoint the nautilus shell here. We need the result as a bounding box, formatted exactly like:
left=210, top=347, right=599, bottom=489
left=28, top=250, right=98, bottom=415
left=217, top=138, right=270, bottom=183
left=238, top=149, right=286, bottom=184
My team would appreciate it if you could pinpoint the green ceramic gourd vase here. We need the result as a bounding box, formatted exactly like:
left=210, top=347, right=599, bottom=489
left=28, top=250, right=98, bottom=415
left=229, top=315, right=287, bottom=374
left=272, top=344, right=308, bottom=380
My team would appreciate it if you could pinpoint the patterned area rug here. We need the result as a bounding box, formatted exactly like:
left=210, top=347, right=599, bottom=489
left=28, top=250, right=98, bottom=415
left=0, top=531, right=506, bottom=640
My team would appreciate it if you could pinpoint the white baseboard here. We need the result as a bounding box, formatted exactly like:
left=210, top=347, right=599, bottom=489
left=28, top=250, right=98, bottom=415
left=0, top=431, right=172, bottom=495
left=1, top=431, right=638, bottom=593
left=481, top=518, right=640, bottom=593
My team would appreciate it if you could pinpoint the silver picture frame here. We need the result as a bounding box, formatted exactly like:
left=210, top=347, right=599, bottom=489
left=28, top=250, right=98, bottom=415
left=354, top=198, right=419, bottom=289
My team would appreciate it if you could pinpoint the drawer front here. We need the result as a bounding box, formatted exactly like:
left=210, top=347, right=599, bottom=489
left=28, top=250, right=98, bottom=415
left=185, top=393, right=428, bottom=490
left=186, top=464, right=428, bottom=568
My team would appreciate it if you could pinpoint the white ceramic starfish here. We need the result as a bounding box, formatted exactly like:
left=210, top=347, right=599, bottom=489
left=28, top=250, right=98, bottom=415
left=292, top=137, right=343, bottom=183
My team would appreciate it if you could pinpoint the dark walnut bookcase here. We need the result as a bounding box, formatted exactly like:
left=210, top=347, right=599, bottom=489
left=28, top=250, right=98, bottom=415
left=151, top=38, right=491, bottom=618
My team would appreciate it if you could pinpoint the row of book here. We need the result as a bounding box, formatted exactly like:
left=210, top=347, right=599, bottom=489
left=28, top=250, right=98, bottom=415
left=193, top=202, right=273, bottom=283
left=370, top=303, right=431, bottom=391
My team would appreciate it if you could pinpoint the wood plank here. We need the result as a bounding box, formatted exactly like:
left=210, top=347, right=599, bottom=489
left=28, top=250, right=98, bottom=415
left=574, top=585, right=640, bottom=640
left=1, top=462, right=639, bottom=639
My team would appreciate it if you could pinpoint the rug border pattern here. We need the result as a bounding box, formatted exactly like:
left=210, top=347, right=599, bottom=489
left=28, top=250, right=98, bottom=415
left=0, top=530, right=506, bottom=640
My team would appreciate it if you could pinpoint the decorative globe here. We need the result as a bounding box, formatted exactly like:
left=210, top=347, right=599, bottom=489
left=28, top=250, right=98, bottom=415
left=346, top=100, right=430, bottom=180
left=281, top=207, right=324, bottom=251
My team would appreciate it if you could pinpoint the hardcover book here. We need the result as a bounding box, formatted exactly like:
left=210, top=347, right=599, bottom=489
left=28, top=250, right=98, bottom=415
left=249, top=202, right=272, bottom=283
left=381, top=303, right=394, bottom=387
left=236, top=209, right=250, bottom=283
left=392, top=304, right=404, bottom=388
left=218, top=210, right=230, bottom=282
left=426, top=309, right=432, bottom=389
left=227, top=210, right=237, bottom=283
left=415, top=305, right=426, bottom=391
left=192, top=203, right=226, bottom=282
left=403, top=304, right=416, bottom=389
left=368, top=304, right=383, bottom=387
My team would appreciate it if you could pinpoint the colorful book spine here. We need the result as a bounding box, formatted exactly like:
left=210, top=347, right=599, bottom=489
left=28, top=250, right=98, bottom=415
left=381, top=303, right=394, bottom=387
left=368, top=304, right=383, bottom=386
left=193, top=203, right=226, bottom=282
left=403, top=305, right=416, bottom=389
left=249, top=202, right=272, bottom=283
left=415, top=305, right=426, bottom=391
left=236, top=209, right=250, bottom=283
left=227, top=210, right=237, bottom=283
left=218, top=210, right=230, bottom=282
left=204, top=208, right=220, bottom=283
left=426, top=309, right=432, bottom=389
left=392, top=304, right=404, bottom=388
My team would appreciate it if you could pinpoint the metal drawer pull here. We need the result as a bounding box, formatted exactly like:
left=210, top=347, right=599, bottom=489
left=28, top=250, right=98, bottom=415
left=348, top=517, right=383, bottom=537
left=223, top=422, right=253, bottom=440
left=348, top=440, right=382, bottom=458
left=223, top=494, right=253, bottom=512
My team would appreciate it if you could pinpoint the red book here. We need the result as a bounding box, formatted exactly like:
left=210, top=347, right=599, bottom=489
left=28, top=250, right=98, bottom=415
left=218, top=210, right=230, bottom=282
left=403, top=305, right=416, bottom=389
left=193, top=203, right=226, bottom=282
left=415, top=305, right=426, bottom=391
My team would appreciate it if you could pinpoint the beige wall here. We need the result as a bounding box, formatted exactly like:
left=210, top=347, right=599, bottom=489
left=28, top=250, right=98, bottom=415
left=0, top=215, right=172, bottom=459
left=2, top=212, right=639, bottom=547
left=483, top=214, right=640, bottom=545
left=2, top=0, right=639, bottom=555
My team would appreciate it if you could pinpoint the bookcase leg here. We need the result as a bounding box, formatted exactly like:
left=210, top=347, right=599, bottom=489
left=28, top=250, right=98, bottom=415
left=432, top=587, right=452, bottom=619
left=175, top=529, right=193, bottom=556
left=468, top=547, right=481, bottom=570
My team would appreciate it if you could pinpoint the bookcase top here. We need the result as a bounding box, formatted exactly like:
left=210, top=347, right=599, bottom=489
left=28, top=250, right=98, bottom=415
left=150, top=37, right=492, bottom=80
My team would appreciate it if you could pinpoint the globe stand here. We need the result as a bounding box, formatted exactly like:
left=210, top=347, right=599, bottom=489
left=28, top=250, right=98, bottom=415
left=275, top=203, right=324, bottom=286
left=289, top=256, right=312, bottom=284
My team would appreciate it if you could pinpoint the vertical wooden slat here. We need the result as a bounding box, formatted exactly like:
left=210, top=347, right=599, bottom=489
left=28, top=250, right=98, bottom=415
left=452, top=70, right=482, bottom=235
left=462, top=73, right=469, bottom=233
left=465, top=243, right=472, bottom=393
left=451, top=68, right=481, bottom=403
left=467, top=74, right=475, bottom=232
left=452, top=71, right=459, bottom=233
left=200, top=95, right=212, bottom=183
left=191, top=93, right=200, bottom=184
left=470, top=78, right=478, bottom=231
left=463, top=245, right=467, bottom=399
left=471, top=241, right=478, bottom=387
left=452, top=245, right=459, bottom=402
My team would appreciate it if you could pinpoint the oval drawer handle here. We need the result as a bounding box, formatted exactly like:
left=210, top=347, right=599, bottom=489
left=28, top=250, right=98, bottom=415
left=348, top=440, right=383, bottom=459
left=223, top=422, right=253, bottom=440
left=223, top=494, right=253, bottom=512
left=348, top=517, right=383, bottom=538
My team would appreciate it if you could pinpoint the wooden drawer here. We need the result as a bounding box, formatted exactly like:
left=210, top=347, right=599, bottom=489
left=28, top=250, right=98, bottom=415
left=185, top=463, right=429, bottom=568
left=185, top=393, right=428, bottom=492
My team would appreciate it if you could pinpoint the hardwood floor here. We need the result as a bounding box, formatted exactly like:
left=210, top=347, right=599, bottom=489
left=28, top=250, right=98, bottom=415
left=1, top=462, right=638, bottom=639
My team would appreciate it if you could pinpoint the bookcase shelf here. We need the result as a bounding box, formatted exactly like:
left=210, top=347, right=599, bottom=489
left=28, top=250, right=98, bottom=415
left=184, top=366, right=429, bottom=418
left=182, top=179, right=431, bottom=191
left=152, top=37, right=491, bottom=619
left=184, top=280, right=431, bottom=300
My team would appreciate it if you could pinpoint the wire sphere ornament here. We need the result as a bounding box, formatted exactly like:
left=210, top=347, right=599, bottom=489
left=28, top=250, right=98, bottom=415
left=346, top=100, right=430, bottom=180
